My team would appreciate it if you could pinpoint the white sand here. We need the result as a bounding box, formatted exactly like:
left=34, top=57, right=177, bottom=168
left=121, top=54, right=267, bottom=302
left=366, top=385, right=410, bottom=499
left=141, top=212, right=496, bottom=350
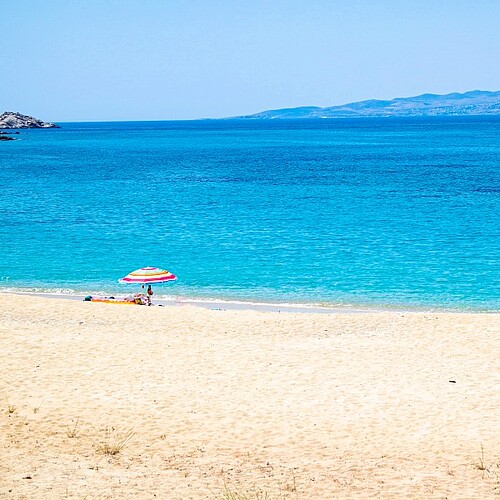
left=0, top=293, right=498, bottom=499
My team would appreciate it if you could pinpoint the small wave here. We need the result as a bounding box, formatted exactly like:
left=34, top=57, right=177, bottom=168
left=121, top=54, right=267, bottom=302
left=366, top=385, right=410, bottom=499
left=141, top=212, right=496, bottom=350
left=1, top=285, right=498, bottom=314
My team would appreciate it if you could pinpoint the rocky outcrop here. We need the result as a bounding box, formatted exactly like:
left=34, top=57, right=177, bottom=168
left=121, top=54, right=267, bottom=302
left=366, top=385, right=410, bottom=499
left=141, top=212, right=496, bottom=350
left=0, top=112, right=59, bottom=129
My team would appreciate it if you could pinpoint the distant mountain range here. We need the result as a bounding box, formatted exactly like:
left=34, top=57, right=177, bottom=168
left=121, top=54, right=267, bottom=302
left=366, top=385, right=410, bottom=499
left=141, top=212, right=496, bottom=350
left=232, top=90, right=500, bottom=119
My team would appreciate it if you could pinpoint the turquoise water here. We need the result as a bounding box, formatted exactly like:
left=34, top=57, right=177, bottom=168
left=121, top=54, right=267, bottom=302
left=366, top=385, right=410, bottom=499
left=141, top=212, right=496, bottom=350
left=1, top=117, right=499, bottom=311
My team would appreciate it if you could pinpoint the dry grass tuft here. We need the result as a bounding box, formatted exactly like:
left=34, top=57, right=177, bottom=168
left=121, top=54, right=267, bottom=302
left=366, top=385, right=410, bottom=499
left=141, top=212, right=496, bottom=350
left=66, top=417, right=81, bottom=438
left=220, top=485, right=272, bottom=500
left=94, top=426, right=135, bottom=456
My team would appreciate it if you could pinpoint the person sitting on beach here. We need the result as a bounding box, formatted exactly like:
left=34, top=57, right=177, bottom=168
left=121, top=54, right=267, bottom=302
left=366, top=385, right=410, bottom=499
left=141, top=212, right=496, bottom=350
left=127, top=293, right=146, bottom=305
left=147, top=285, right=153, bottom=306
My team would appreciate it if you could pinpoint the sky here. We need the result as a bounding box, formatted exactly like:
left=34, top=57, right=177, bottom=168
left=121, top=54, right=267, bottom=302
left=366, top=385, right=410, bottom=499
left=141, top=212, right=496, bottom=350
left=1, top=0, right=499, bottom=121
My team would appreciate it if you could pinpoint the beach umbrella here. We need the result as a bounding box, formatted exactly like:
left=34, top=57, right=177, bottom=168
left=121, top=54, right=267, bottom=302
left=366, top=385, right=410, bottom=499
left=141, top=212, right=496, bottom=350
left=118, top=266, right=177, bottom=284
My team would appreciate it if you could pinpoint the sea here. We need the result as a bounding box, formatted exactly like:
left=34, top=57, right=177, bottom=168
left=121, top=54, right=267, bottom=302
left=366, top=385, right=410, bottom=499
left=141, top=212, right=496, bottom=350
left=1, top=117, right=499, bottom=311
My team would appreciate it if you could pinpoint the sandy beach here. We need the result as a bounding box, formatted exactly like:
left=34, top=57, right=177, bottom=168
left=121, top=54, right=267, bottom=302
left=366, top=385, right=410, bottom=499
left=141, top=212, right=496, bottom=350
left=0, top=293, right=498, bottom=499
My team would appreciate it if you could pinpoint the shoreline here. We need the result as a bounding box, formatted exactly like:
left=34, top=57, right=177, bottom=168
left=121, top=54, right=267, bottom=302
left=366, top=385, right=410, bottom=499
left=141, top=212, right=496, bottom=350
left=5, top=289, right=499, bottom=315
left=5, top=291, right=376, bottom=314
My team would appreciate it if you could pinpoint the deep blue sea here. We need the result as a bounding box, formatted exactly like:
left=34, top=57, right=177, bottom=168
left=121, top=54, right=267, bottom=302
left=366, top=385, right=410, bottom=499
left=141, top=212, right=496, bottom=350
left=1, top=117, right=499, bottom=311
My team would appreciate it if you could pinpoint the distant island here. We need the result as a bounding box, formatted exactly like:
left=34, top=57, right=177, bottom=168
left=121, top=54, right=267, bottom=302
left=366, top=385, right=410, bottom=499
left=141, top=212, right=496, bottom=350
left=0, top=111, right=59, bottom=129
left=231, top=90, right=500, bottom=119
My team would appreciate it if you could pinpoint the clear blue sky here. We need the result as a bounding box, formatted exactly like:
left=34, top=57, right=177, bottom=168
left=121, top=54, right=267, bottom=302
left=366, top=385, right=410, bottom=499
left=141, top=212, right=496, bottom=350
left=1, top=0, right=499, bottom=121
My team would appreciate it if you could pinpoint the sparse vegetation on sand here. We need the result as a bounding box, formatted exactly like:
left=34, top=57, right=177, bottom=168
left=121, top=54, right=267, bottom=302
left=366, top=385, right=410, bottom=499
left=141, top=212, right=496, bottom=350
left=65, top=417, right=81, bottom=438
left=93, top=426, right=135, bottom=456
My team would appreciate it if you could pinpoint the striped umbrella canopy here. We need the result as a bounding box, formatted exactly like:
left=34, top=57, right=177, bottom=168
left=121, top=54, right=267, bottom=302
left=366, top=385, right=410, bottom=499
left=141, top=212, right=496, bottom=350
left=118, top=266, right=177, bottom=284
